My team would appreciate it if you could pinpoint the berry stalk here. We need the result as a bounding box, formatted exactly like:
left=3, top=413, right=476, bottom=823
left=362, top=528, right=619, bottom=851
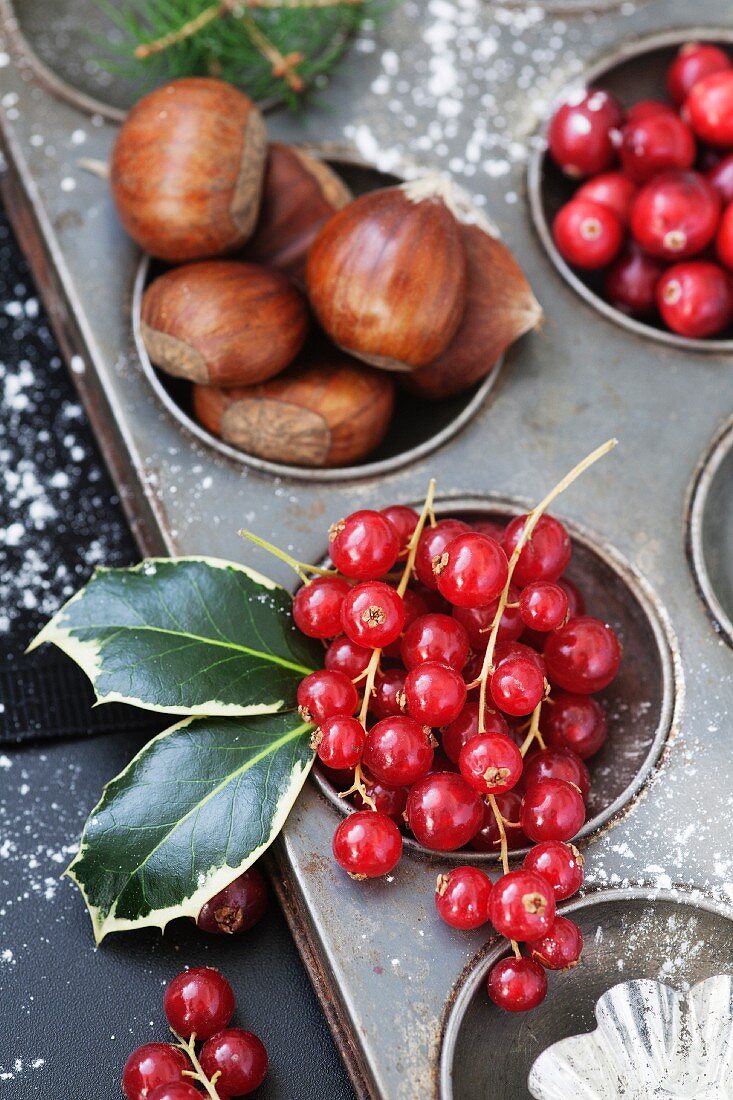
left=173, top=1031, right=223, bottom=1099
left=239, top=528, right=337, bottom=584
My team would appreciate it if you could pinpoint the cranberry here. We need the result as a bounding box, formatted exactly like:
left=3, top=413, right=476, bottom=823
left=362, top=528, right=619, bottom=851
left=370, top=668, right=407, bottom=719
left=523, top=746, right=590, bottom=801
left=435, top=866, right=492, bottom=929
left=433, top=532, right=508, bottom=609
left=353, top=773, right=408, bottom=820
left=406, top=772, right=484, bottom=850
left=147, top=1085, right=203, bottom=1100
left=604, top=244, right=665, bottom=318
left=521, top=778, right=585, bottom=842
left=403, top=661, right=467, bottom=726
left=519, top=581, right=569, bottom=632
left=163, top=968, right=235, bottom=1041
left=325, top=635, right=371, bottom=679
left=542, top=691, right=607, bottom=759
left=718, top=203, right=733, bottom=269
left=489, top=869, right=556, bottom=941
left=685, top=71, right=733, bottom=146
left=707, top=153, right=733, bottom=203
left=657, top=261, right=733, bottom=337
left=620, top=113, right=695, bottom=182
left=668, top=42, right=732, bottom=104
left=332, top=810, right=402, bottom=877
left=293, top=576, right=350, bottom=639
left=381, top=504, right=419, bottom=555
left=524, top=840, right=584, bottom=900
left=414, top=519, right=470, bottom=589
left=575, top=171, right=637, bottom=224
left=553, top=199, right=623, bottom=269
left=503, top=515, right=571, bottom=587
left=328, top=509, right=399, bottom=579
left=547, top=89, right=622, bottom=178
left=297, top=669, right=358, bottom=724
left=453, top=585, right=524, bottom=649
left=199, top=1029, right=268, bottom=1097
left=122, top=1045, right=189, bottom=1100
left=196, top=868, right=268, bottom=936
left=442, top=701, right=510, bottom=763
left=490, top=653, right=545, bottom=717
left=544, top=615, right=621, bottom=694
left=362, top=715, right=433, bottom=787
left=488, top=955, right=547, bottom=1012
left=530, top=916, right=583, bottom=971
left=626, top=99, right=677, bottom=123
left=630, top=171, right=721, bottom=260
left=459, top=733, right=523, bottom=795
left=313, top=714, right=365, bottom=770
left=471, top=790, right=527, bottom=852
left=401, top=613, right=470, bottom=671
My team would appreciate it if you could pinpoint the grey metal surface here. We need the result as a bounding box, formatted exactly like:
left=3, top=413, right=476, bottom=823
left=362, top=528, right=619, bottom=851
left=1, top=1, right=733, bottom=1098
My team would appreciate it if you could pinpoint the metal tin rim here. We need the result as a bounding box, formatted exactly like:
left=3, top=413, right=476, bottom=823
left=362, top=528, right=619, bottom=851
left=311, top=493, right=683, bottom=863
left=687, top=413, right=733, bottom=647
left=438, top=883, right=733, bottom=1100
left=526, top=26, right=733, bottom=355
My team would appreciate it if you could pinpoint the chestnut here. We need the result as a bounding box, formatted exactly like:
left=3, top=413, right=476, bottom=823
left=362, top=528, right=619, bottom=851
left=242, top=143, right=352, bottom=285
left=111, top=78, right=267, bottom=261
left=141, top=261, right=309, bottom=387
left=192, top=355, right=395, bottom=467
left=306, top=178, right=468, bottom=372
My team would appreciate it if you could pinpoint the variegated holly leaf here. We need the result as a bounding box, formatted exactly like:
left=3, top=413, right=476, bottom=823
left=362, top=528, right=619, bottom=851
left=67, top=712, right=314, bottom=942
left=29, top=557, right=319, bottom=716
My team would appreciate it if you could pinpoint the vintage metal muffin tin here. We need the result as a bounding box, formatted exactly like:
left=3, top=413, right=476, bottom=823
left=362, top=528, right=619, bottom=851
left=1, top=1, right=732, bottom=1096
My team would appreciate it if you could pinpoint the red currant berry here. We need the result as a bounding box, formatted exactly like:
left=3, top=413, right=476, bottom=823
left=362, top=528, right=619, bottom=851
left=544, top=615, right=621, bottom=694
left=381, top=504, right=419, bottom=555
left=353, top=773, right=408, bottom=820
left=453, top=585, right=524, bottom=649
left=403, top=661, right=467, bottom=726
left=575, top=171, right=637, bottom=224
left=503, top=514, right=571, bottom=587
left=553, top=199, right=623, bottom=270
left=362, top=716, right=434, bottom=787
left=626, top=99, right=677, bottom=123
left=325, top=634, right=371, bottom=679
left=406, top=772, right=484, bottom=851
left=340, top=581, right=406, bottom=649
left=707, top=153, right=733, bottom=203
left=557, top=577, right=585, bottom=618
left=471, top=790, right=527, bottom=852
left=605, top=244, right=665, bottom=318
left=530, top=915, right=583, bottom=971
left=684, top=71, right=733, bottom=146
left=459, top=734, right=523, bottom=795
left=523, top=747, right=590, bottom=801
left=657, top=260, right=733, bottom=337
left=297, top=669, right=358, bottom=724
left=542, top=691, right=607, bottom=759
left=472, top=518, right=506, bottom=540
left=414, top=519, right=470, bottom=589
left=370, top=668, right=407, bottom=719
left=313, top=714, right=365, bottom=770
left=521, top=779, right=585, bottom=842
left=401, top=613, right=470, bottom=671
left=332, top=810, right=402, bottom=877
left=435, top=866, right=492, bottom=930
left=620, top=113, right=695, bottom=182
left=718, top=203, right=733, bottom=269
left=519, top=581, right=569, bottom=632
left=148, top=1085, right=203, bottom=1100
left=163, top=968, right=235, bottom=1041
left=488, top=956, right=547, bottom=1012
left=328, top=509, right=399, bottom=579
left=630, top=170, right=721, bottom=260
left=523, top=840, right=584, bottom=899
left=668, top=42, right=732, bottom=104
left=196, top=868, right=267, bottom=936
left=489, top=869, right=556, bottom=940
left=199, top=1029, right=268, bottom=1097
left=433, top=532, right=508, bottom=609
left=547, top=89, right=623, bottom=178
left=490, top=653, right=545, bottom=717
left=292, top=576, right=350, bottom=639
left=122, top=1045, right=189, bottom=1100
left=382, top=587, right=429, bottom=658
left=442, top=701, right=510, bottom=764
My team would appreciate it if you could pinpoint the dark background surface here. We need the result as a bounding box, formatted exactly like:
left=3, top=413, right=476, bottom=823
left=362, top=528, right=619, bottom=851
left=0, top=204, right=355, bottom=1099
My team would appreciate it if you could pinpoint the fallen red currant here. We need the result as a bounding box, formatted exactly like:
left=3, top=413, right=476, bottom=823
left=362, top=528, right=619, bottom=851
left=630, top=170, right=721, bottom=260
left=657, top=261, right=733, bottom=338
left=684, top=70, right=733, bottom=147
left=459, top=733, right=523, bottom=795
left=521, top=778, right=585, bottom=843
left=553, top=198, right=623, bottom=269
left=403, top=660, right=467, bottom=726
left=163, top=967, right=236, bottom=1041
left=544, top=615, right=621, bottom=694
left=619, top=112, right=695, bottom=182
left=667, top=42, right=732, bottom=105
left=523, top=840, right=584, bottom=900
left=340, top=581, right=406, bottom=650
left=519, top=581, right=569, bottom=632
left=435, top=866, right=492, bottom=929
left=530, top=915, right=583, bottom=971
left=575, top=171, right=637, bottom=224
left=523, top=746, right=590, bottom=801
left=196, top=867, right=268, bottom=936
left=297, top=669, right=358, bottom=724
left=332, top=810, right=402, bottom=878
left=503, top=514, right=571, bottom=587
left=604, top=244, right=665, bottom=318
left=362, top=715, right=434, bottom=787
left=313, top=714, right=366, bottom=770
left=401, top=612, right=470, bottom=671
left=433, top=531, right=508, bottom=609
left=487, top=956, right=547, bottom=1012
left=542, top=691, right=607, bottom=759
left=199, top=1028, right=268, bottom=1097
left=406, top=771, right=484, bottom=851
left=489, top=869, right=556, bottom=941
left=442, top=701, right=510, bottom=764
left=122, top=1044, right=189, bottom=1100
left=547, top=89, right=623, bottom=178
left=328, top=509, right=399, bottom=579
left=292, top=576, right=350, bottom=639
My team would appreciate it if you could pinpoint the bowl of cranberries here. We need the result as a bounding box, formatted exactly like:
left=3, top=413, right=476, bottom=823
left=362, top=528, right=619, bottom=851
left=529, top=32, right=733, bottom=348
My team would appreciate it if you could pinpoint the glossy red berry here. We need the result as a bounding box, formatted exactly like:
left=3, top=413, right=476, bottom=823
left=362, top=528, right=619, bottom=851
left=328, top=509, right=399, bottom=579
left=558, top=577, right=585, bottom=618
left=332, top=810, right=402, bottom=877
left=626, top=99, right=677, bottom=123
left=353, top=774, right=408, bottom=820
left=340, top=581, right=406, bottom=649
left=684, top=71, right=733, bottom=146
left=325, top=634, right=371, bottom=679
left=489, top=869, right=556, bottom=941
left=553, top=199, right=623, bottom=269
left=471, top=790, right=527, bottom=852
left=605, top=245, right=665, bottom=318
left=717, top=204, right=733, bottom=269
left=620, top=113, right=695, bottom=182
left=503, top=514, right=571, bottom=587
left=362, top=715, right=434, bottom=787
left=668, top=42, right=732, bottom=104
left=657, top=261, right=733, bottom=337
left=547, top=89, right=622, bottom=178
left=442, top=701, right=510, bottom=763
left=292, top=576, right=350, bottom=639
left=435, top=866, right=492, bottom=929
left=313, top=714, right=365, bottom=770
left=406, top=772, right=484, bottom=851
left=575, top=171, right=637, bottom=224
left=383, top=587, right=429, bottom=657
left=163, top=968, right=235, bottom=1041
left=488, top=956, right=547, bottom=1012
left=523, top=747, right=590, bottom=801
left=459, top=734, right=523, bottom=795
left=122, top=1045, right=189, bottom=1100
left=196, top=868, right=268, bottom=936
left=401, top=613, right=470, bottom=671
left=148, top=1085, right=203, bottom=1100
left=707, top=153, right=733, bottom=203
left=523, top=840, right=584, bottom=900
left=530, top=916, right=583, bottom=971
left=519, top=581, right=569, bottom=632
left=630, top=170, right=721, bottom=260
left=403, top=661, right=467, bottom=726
left=381, top=504, right=419, bottom=555
left=490, top=653, right=545, bottom=717
left=521, top=779, right=585, bottom=842
left=453, top=584, right=524, bottom=649
left=544, top=615, right=621, bottom=694
left=433, top=532, right=509, bottom=609
left=370, top=668, right=407, bottom=719
left=414, top=519, right=469, bottom=589
left=542, top=691, right=607, bottom=759
left=199, top=1029, right=268, bottom=1096
left=297, top=669, right=358, bottom=724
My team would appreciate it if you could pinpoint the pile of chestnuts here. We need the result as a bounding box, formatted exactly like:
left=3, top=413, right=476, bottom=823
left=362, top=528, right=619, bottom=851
left=111, top=77, right=542, bottom=468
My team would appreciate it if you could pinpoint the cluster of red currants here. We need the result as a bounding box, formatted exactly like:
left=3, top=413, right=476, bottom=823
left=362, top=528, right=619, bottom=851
left=292, top=495, right=621, bottom=1012
left=548, top=42, right=733, bottom=339
left=122, top=967, right=267, bottom=1099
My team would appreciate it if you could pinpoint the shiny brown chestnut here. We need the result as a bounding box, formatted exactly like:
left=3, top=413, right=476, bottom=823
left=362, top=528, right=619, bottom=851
left=141, top=261, right=309, bottom=387
left=111, top=78, right=267, bottom=262
left=192, top=355, right=395, bottom=467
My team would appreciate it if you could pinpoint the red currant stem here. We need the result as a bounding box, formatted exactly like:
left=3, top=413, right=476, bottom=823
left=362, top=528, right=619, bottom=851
left=239, top=528, right=338, bottom=584
left=511, top=939, right=522, bottom=960
left=172, top=1031, right=223, bottom=1100
left=337, top=761, right=376, bottom=810
left=519, top=700, right=546, bottom=757
left=396, top=478, right=437, bottom=598
left=476, top=438, right=617, bottom=730
left=488, top=794, right=510, bottom=876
